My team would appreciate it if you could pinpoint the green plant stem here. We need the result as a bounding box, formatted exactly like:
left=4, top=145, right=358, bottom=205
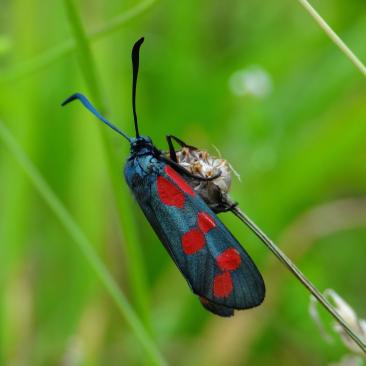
left=0, top=0, right=157, bottom=83
left=233, top=207, right=366, bottom=354
left=297, top=0, right=366, bottom=78
left=0, top=120, right=167, bottom=366
left=62, top=0, right=152, bottom=335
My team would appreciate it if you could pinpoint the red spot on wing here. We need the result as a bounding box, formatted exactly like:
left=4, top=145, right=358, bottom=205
left=197, top=212, right=216, bottom=233
left=165, top=165, right=195, bottom=196
left=157, top=176, right=185, bottom=208
left=216, top=248, right=241, bottom=271
left=213, top=272, right=233, bottom=298
left=182, top=229, right=205, bottom=254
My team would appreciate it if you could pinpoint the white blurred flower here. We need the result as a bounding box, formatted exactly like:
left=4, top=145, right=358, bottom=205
left=309, top=289, right=366, bottom=358
left=329, top=355, right=365, bottom=366
left=229, top=66, right=272, bottom=98
left=325, top=289, right=366, bottom=356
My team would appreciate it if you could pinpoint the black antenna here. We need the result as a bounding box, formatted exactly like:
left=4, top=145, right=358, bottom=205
left=61, top=93, right=131, bottom=142
left=131, top=37, right=144, bottom=138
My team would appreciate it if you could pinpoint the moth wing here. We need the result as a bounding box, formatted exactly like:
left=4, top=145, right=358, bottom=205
left=199, top=297, right=234, bottom=317
left=129, top=162, right=265, bottom=310
left=154, top=164, right=265, bottom=310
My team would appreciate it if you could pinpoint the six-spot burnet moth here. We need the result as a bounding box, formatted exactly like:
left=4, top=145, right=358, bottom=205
left=62, top=37, right=265, bottom=317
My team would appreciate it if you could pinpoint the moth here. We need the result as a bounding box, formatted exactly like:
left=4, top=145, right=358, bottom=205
left=62, top=37, right=265, bottom=317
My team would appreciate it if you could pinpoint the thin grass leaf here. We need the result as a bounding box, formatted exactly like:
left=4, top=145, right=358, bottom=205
left=0, top=120, right=167, bottom=366
left=0, top=0, right=157, bottom=84
left=297, top=0, right=366, bottom=78
left=62, top=0, right=152, bottom=336
left=63, top=0, right=103, bottom=108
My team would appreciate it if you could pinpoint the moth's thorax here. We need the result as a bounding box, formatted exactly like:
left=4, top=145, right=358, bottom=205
left=124, top=151, right=162, bottom=191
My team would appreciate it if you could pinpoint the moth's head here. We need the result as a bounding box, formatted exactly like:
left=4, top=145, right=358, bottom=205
left=130, top=135, right=154, bottom=154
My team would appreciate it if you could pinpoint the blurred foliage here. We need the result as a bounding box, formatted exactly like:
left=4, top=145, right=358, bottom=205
left=1, top=0, right=366, bottom=365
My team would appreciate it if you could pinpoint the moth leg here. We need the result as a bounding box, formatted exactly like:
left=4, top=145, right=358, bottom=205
left=166, top=135, right=178, bottom=162
left=218, top=202, right=239, bottom=213
left=160, top=155, right=221, bottom=181
left=166, top=135, right=197, bottom=150
left=166, top=136, right=177, bottom=162
left=210, top=197, right=239, bottom=213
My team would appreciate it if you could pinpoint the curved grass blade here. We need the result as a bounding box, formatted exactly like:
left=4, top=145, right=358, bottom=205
left=63, top=0, right=103, bottom=109
left=0, top=0, right=157, bottom=83
left=0, top=120, right=167, bottom=366
left=63, top=0, right=152, bottom=334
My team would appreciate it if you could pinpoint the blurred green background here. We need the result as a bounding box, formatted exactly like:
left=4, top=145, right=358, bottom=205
left=1, top=0, right=366, bottom=365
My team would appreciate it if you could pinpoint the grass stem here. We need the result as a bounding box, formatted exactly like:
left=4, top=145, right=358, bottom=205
left=62, top=0, right=152, bottom=337
left=233, top=207, right=366, bottom=354
left=297, top=0, right=366, bottom=78
left=63, top=0, right=103, bottom=108
left=0, top=0, right=157, bottom=83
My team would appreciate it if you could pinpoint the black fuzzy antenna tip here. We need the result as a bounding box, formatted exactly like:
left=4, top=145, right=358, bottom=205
left=131, top=37, right=144, bottom=138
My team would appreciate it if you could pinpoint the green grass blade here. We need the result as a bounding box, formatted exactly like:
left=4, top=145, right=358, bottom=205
left=62, top=0, right=152, bottom=334
left=0, top=120, right=167, bottom=366
left=91, top=0, right=156, bottom=40
left=297, top=0, right=366, bottom=78
left=0, top=0, right=157, bottom=84
left=63, top=0, right=103, bottom=107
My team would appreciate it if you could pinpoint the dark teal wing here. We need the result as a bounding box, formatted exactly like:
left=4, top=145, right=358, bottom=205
left=125, top=159, right=265, bottom=314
